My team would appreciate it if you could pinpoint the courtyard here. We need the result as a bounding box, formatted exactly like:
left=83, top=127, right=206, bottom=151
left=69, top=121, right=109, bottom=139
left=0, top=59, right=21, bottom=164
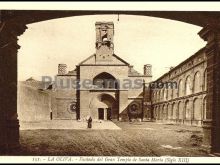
left=14, top=121, right=209, bottom=156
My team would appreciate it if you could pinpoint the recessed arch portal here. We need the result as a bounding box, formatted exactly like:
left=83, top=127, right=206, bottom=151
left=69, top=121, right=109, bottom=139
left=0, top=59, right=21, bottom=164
left=89, top=93, right=118, bottom=120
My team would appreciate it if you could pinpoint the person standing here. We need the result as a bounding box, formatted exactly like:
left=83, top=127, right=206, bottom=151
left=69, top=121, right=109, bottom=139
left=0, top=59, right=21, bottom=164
left=88, top=116, right=92, bottom=128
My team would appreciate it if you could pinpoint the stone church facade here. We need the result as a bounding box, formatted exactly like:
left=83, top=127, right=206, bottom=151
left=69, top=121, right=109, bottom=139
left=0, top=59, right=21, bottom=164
left=50, top=22, right=152, bottom=121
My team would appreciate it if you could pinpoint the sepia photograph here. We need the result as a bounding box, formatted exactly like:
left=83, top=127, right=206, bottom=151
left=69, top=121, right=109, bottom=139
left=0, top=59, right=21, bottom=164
left=0, top=2, right=220, bottom=163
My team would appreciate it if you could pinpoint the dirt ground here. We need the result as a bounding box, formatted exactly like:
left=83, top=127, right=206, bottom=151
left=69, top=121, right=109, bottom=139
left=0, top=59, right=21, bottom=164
left=15, top=121, right=209, bottom=156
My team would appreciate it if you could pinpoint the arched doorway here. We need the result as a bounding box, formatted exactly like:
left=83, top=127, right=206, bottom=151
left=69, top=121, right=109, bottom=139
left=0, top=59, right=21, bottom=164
left=90, top=93, right=118, bottom=120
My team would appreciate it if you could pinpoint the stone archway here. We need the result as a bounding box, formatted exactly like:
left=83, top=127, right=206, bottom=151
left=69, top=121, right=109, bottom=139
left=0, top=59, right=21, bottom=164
left=89, top=93, right=118, bottom=120
left=1, top=10, right=220, bottom=154
left=93, top=72, right=118, bottom=89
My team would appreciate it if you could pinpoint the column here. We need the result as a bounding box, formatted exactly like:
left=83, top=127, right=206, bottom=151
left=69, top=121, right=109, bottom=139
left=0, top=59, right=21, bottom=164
left=104, top=108, right=107, bottom=120
left=0, top=19, right=27, bottom=154
left=199, top=24, right=220, bottom=153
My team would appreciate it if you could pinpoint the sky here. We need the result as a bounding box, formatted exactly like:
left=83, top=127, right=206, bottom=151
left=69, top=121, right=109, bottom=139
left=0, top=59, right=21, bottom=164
left=18, top=14, right=206, bottom=81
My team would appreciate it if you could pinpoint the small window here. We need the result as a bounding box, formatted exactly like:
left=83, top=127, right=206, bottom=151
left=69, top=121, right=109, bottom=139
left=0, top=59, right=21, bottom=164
left=68, top=102, right=77, bottom=113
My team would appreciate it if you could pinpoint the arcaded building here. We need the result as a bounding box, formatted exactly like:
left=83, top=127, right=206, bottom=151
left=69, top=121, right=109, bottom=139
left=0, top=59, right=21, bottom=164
left=151, top=48, right=207, bottom=126
left=50, top=22, right=152, bottom=121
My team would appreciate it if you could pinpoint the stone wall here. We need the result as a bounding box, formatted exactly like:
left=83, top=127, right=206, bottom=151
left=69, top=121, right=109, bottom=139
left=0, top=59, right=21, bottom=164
left=51, top=75, right=77, bottom=119
left=17, top=82, right=50, bottom=121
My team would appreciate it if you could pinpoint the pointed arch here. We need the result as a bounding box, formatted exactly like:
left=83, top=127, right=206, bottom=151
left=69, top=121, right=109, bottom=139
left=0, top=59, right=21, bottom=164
left=93, top=72, right=118, bottom=89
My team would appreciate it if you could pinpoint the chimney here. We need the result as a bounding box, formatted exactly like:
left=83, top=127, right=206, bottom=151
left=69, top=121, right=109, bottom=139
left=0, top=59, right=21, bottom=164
left=58, top=64, right=67, bottom=75
left=144, top=64, right=152, bottom=76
